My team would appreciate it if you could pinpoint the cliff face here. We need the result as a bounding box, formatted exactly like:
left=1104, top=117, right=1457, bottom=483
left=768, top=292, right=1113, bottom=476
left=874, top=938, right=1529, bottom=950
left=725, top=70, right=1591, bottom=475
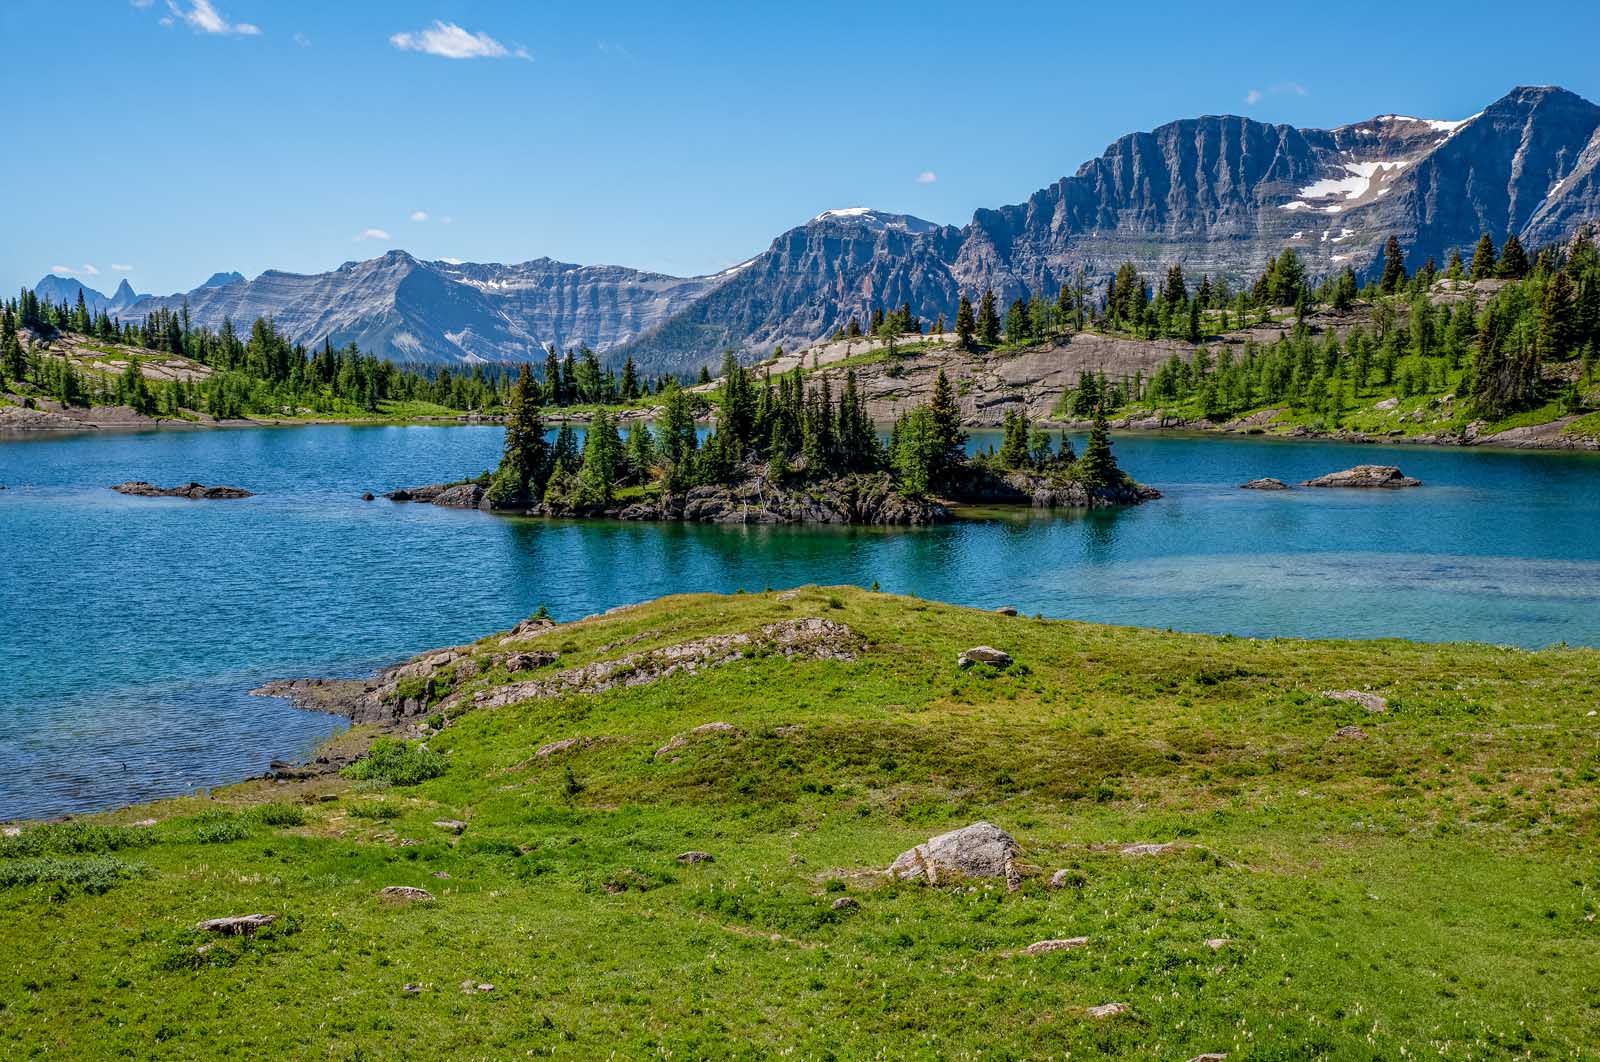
left=57, top=87, right=1600, bottom=372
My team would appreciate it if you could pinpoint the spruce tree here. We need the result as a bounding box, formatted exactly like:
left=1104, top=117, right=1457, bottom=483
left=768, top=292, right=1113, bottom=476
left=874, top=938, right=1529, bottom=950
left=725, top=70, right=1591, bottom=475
left=1469, top=234, right=1497, bottom=280
left=926, top=369, right=967, bottom=486
left=1380, top=236, right=1406, bottom=294
left=977, top=289, right=1000, bottom=345
left=1076, top=406, right=1119, bottom=490
left=1498, top=235, right=1530, bottom=279
left=955, top=295, right=976, bottom=348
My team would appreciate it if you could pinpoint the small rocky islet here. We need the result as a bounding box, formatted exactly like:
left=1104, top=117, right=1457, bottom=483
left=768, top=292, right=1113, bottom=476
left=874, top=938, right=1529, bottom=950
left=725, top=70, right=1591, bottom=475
left=1240, top=465, right=1423, bottom=491
left=111, top=481, right=254, bottom=499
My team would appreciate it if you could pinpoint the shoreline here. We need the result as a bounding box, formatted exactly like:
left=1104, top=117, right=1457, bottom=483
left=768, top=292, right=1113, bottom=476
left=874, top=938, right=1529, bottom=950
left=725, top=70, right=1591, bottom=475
left=6, top=400, right=1599, bottom=454
left=10, top=583, right=1589, bottom=827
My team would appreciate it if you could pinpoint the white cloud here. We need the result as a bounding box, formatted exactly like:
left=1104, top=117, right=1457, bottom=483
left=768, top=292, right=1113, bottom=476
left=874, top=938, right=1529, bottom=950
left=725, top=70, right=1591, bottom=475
left=354, top=228, right=391, bottom=241
left=410, top=210, right=430, bottom=222
left=112, top=264, right=135, bottom=272
left=1247, top=83, right=1308, bottom=107
left=81, top=264, right=101, bottom=276
left=292, top=32, right=310, bottom=47
left=130, top=0, right=154, bottom=8
left=915, top=170, right=937, bottom=185
left=164, top=0, right=260, bottom=36
left=389, top=20, right=528, bottom=60
left=440, top=257, right=465, bottom=265
left=51, top=265, right=75, bottom=276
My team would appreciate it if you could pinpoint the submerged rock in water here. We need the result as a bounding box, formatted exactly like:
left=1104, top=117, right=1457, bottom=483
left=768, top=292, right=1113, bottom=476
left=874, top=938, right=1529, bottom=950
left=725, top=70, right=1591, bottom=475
left=1302, top=465, right=1421, bottom=489
left=888, top=821, right=1022, bottom=884
left=113, top=481, right=254, bottom=499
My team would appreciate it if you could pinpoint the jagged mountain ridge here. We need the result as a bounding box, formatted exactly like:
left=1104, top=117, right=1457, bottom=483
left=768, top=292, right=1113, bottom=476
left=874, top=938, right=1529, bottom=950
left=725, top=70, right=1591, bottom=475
left=38, top=85, right=1600, bottom=373
left=31, top=276, right=141, bottom=317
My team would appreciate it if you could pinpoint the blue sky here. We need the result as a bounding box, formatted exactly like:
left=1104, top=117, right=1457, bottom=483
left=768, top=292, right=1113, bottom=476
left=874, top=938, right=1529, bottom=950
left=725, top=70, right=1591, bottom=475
left=7, top=0, right=1600, bottom=298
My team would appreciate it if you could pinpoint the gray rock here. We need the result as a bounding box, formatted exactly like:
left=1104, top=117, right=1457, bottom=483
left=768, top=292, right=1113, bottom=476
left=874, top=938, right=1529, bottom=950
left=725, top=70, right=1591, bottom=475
left=655, top=721, right=739, bottom=759
left=1120, top=842, right=1179, bottom=856
left=1204, top=937, right=1231, bottom=950
left=889, top=821, right=1022, bottom=884
left=113, top=481, right=253, bottom=499
left=1019, top=937, right=1089, bottom=956
left=1334, top=724, right=1368, bottom=739
left=831, top=896, right=858, bottom=910
left=379, top=886, right=435, bottom=902
left=432, top=819, right=468, bottom=834
left=1085, top=1002, right=1131, bottom=1019
left=196, top=913, right=277, bottom=936
left=1239, top=478, right=1290, bottom=490
left=1302, top=465, right=1422, bottom=489
left=958, top=646, right=1012, bottom=669
left=676, top=851, right=715, bottom=864
left=1324, top=689, right=1388, bottom=712
left=402, top=983, right=424, bottom=995
left=995, top=606, right=1019, bottom=616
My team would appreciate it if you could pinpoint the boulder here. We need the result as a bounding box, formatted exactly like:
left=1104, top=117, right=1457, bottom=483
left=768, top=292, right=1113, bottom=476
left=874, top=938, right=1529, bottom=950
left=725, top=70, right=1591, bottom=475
left=1324, top=689, right=1388, bottom=713
left=460, top=980, right=494, bottom=994
left=1301, top=465, right=1422, bottom=489
left=1204, top=937, right=1231, bottom=951
left=676, top=851, right=715, bottom=864
left=1334, top=724, right=1367, bottom=739
left=402, top=983, right=424, bottom=995
left=1085, top=1002, right=1130, bottom=1019
left=196, top=913, right=277, bottom=936
left=1187, top=1055, right=1229, bottom=1062
left=831, top=896, right=858, bottom=911
left=994, top=606, right=1019, bottom=616
left=432, top=819, right=468, bottom=834
left=958, top=646, right=1012, bottom=669
left=1239, top=478, right=1290, bottom=490
left=1048, top=868, right=1084, bottom=889
left=379, top=886, right=435, bottom=902
left=1019, top=937, right=1089, bottom=956
left=888, top=821, right=1022, bottom=884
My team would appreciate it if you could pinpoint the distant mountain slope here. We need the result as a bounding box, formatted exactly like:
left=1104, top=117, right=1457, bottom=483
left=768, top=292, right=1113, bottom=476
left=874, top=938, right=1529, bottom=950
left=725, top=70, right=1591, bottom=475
left=31, top=276, right=141, bottom=317
left=34, top=86, right=1600, bottom=373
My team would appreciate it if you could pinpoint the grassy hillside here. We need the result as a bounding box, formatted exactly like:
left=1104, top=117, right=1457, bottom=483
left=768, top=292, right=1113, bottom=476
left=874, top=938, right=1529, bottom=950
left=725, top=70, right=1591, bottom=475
left=2, top=588, right=1597, bottom=1058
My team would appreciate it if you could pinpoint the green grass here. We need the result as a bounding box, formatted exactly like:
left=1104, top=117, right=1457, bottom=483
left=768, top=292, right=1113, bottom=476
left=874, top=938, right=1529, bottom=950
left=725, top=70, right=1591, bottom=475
left=2, top=587, right=1597, bottom=1058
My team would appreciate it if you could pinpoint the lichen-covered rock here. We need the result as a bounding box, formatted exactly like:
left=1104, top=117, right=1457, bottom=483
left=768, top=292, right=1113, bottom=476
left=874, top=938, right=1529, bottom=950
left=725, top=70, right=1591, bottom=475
left=1019, top=937, right=1089, bottom=956
left=958, top=646, right=1012, bottom=669
left=888, top=821, right=1021, bottom=884
left=1302, top=465, right=1422, bottom=488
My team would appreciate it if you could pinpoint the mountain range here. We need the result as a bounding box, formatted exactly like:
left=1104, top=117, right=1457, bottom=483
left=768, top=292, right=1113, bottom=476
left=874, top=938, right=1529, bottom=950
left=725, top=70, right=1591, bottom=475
left=34, top=85, right=1600, bottom=374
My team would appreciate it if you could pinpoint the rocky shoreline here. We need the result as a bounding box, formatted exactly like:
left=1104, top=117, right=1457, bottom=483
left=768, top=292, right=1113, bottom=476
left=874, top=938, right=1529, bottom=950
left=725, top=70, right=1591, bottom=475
left=385, top=468, right=1160, bottom=526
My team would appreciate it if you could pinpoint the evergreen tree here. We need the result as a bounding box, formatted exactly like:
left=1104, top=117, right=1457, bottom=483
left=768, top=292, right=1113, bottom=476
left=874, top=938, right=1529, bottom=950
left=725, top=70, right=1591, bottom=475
left=926, top=369, right=967, bottom=486
left=977, top=289, right=1000, bottom=346
left=1470, top=234, right=1498, bottom=280
left=620, top=357, right=639, bottom=400
left=1076, top=406, right=1120, bottom=489
left=1498, top=234, right=1530, bottom=279
left=487, top=364, right=551, bottom=506
left=1380, top=236, right=1407, bottom=294
left=955, top=295, right=976, bottom=348
left=1539, top=269, right=1578, bottom=360
left=575, top=409, right=623, bottom=506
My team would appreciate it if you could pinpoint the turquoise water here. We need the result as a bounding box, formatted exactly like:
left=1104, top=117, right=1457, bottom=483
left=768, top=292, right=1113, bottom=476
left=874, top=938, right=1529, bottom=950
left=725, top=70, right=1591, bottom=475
left=3, top=424, right=1599, bottom=820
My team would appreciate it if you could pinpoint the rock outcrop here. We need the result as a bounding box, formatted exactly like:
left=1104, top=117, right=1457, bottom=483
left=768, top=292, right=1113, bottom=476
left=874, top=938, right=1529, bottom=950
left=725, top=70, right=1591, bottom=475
left=1240, top=478, right=1290, bottom=490
left=386, top=481, right=487, bottom=509
left=1302, top=466, right=1422, bottom=489
left=888, top=822, right=1022, bottom=884
left=112, top=481, right=254, bottom=499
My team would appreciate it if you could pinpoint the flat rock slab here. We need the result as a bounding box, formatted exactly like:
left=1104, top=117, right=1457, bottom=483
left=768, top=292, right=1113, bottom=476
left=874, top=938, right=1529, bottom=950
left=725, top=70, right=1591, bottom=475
left=676, top=851, right=715, bottom=864
left=1302, top=465, right=1421, bottom=488
left=890, top=821, right=1022, bottom=884
left=958, top=646, right=1012, bottom=669
left=1085, top=1002, right=1131, bottom=1019
left=432, top=819, right=468, bottom=833
left=196, top=914, right=277, bottom=936
left=1324, top=689, right=1388, bottom=713
left=113, top=481, right=254, bottom=499
left=1120, top=842, right=1181, bottom=856
left=379, top=886, right=435, bottom=902
left=1020, top=937, right=1089, bottom=956
left=1239, top=478, right=1290, bottom=490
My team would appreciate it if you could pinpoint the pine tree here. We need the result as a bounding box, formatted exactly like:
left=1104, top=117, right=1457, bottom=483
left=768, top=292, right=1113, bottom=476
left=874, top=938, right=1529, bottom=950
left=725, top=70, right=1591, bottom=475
left=1380, top=236, right=1406, bottom=294
left=976, top=289, right=1000, bottom=345
left=1470, top=234, right=1498, bottom=280
left=1498, top=234, right=1530, bottom=279
left=1539, top=269, right=1578, bottom=360
left=1076, top=406, right=1119, bottom=490
left=621, top=357, right=639, bottom=400
left=488, top=364, right=551, bottom=507
left=926, top=369, right=967, bottom=486
left=1446, top=249, right=1465, bottom=280
left=955, top=295, right=976, bottom=348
